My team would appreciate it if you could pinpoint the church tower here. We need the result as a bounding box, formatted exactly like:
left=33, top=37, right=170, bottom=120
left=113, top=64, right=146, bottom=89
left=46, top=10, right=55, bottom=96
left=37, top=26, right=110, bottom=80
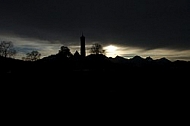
left=80, top=33, right=86, bottom=57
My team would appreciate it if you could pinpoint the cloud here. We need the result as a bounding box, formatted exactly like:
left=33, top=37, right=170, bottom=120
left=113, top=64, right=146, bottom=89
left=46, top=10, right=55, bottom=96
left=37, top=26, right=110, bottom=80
left=0, top=0, right=190, bottom=60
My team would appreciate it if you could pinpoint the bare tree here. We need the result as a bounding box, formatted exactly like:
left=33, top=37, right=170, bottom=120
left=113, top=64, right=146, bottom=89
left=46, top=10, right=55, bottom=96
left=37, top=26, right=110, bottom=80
left=89, top=43, right=105, bottom=55
left=0, top=41, right=17, bottom=58
left=22, top=50, right=41, bottom=61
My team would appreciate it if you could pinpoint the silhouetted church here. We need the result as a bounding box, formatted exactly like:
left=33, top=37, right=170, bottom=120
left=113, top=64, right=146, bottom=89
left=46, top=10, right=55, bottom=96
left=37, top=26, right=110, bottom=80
left=80, top=33, right=86, bottom=57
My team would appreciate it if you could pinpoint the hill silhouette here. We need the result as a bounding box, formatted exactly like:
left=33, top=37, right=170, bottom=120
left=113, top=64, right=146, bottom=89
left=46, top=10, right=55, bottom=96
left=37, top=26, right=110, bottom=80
left=1, top=53, right=189, bottom=83
left=1, top=53, right=189, bottom=113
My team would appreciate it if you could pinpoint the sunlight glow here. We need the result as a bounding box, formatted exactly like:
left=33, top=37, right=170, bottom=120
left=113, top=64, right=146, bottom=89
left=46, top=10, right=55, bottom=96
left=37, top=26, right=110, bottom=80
left=2, top=34, right=190, bottom=61
left=105, top=45, right=117, bottom=52
left=104, top=45, right=118, bottom=58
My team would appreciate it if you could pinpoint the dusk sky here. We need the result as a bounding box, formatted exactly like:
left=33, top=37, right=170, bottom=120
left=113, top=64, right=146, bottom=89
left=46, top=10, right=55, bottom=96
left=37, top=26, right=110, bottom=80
left=0, top=0, right=190, bottom=61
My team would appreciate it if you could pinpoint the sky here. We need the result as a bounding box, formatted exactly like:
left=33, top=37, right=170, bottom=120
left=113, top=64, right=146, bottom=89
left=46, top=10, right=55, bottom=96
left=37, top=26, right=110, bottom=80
left=0, top=0, right=190, bottom=61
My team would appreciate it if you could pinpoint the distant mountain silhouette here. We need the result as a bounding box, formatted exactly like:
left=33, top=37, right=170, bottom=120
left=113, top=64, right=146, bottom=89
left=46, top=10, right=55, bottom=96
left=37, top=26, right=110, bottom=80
left=1, top=53, right=190, bottom=105
left=1, top=54, right=190, bottom=74
left=1, top=53, right=189, bottom=92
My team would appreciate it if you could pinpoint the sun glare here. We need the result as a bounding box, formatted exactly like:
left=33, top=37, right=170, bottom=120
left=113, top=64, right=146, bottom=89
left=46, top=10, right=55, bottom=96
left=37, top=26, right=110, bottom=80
left=104, top=45, right=118, bottom=57
left=105, top=45, right=117, bottom=52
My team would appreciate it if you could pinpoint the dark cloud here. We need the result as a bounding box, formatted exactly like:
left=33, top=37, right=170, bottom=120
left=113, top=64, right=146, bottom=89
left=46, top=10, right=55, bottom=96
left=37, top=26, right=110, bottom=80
left=0, top=0, right=190, bottom=50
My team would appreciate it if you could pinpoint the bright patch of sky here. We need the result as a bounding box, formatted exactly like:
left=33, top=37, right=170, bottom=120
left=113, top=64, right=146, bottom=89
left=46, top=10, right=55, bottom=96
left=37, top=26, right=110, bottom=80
left=1, top=35, right=190, bottom=61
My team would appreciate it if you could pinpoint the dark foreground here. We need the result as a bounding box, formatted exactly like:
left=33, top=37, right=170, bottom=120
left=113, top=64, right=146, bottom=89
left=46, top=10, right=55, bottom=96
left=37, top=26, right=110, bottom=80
left=2, top=69, right=188, bottom=97
left=1, top=70, right=189, bottom=125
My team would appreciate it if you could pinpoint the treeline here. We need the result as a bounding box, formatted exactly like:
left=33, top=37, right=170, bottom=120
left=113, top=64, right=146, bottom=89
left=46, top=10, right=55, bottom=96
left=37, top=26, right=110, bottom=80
left=0, top=41, right=106, bottom=60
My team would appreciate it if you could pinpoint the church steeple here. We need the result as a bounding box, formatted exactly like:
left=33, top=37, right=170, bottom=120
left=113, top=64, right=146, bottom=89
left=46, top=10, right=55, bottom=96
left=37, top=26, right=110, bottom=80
left=80, top=32, right=86, bottom=57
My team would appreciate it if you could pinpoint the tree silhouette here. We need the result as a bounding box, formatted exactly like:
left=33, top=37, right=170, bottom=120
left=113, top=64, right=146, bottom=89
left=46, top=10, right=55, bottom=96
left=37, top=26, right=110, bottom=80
left=89, top=43, right=105, bottom=55
left=58, top=46, right=73, bottom=58
left=22, top=50, right=41, bottom=61
left=0, top=41, right=17, bottom=58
